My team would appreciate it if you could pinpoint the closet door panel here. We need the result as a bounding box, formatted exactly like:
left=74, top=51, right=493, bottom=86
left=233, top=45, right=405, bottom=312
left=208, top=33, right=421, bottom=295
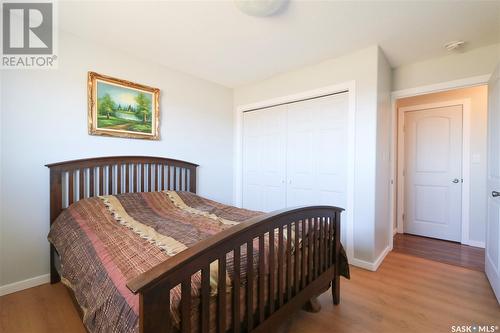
left=286, top=103, right=315, bottom=207
left=242, top=105, right=287, bottom=212
left=242, top=92, right=348, bottom=213
left=286, top=93, right=348, bottom=209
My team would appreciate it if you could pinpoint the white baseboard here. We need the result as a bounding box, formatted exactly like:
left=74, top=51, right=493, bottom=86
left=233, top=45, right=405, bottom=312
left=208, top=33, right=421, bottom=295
left=393, top=228, right=398, bottom=236
left=0, top=274, right=50, bottom=297
left=464, top=240, right=485, bottom=249
left=350, top=246, right=391, bottom=272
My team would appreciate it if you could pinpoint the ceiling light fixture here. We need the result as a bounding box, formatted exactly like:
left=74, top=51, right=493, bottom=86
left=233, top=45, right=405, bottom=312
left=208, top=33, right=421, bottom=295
left=234, top=0, right=288, bottom=17
left=444, top=40, right=465, bottom=52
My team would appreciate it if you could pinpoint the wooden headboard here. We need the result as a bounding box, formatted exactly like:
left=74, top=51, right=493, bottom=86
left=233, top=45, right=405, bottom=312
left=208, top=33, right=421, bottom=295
left=45, top=156, right=198, bottom=225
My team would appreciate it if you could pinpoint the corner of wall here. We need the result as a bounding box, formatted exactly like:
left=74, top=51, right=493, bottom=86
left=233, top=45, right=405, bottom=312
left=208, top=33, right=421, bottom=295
left=373, top=46, right=393, bottom=264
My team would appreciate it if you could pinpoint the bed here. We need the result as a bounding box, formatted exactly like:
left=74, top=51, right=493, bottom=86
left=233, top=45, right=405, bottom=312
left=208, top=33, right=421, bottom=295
left=46, top=156, right=348, bottom=333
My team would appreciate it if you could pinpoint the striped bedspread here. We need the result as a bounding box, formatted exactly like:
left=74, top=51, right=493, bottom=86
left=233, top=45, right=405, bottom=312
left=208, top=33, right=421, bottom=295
left=48, top=191, right=349, bottom=333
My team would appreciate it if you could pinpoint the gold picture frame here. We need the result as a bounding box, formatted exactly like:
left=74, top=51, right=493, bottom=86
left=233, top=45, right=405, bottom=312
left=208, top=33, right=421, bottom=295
left=88, top=72, right=160, bottom=140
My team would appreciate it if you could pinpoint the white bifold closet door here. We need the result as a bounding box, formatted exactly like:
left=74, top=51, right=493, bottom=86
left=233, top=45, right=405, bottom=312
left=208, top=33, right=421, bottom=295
left=242, top=93, right=348, bottom=213
left=242, top=104, right=287, bottom=212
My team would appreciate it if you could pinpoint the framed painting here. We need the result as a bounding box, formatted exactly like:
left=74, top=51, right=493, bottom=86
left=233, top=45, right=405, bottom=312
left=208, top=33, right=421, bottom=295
left=88, top=72, right=160, bottom=140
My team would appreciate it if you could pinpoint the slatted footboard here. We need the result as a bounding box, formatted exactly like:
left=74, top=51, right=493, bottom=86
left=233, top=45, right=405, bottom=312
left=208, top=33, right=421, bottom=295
left=127, top=206, right=342, bottom=333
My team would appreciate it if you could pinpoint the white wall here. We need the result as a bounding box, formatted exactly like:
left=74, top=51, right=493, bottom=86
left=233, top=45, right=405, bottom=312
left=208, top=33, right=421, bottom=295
left=234, top=46, right=391, bottom=266
left=0, top=31, right=234, bottom=288
left=397, top=86, right=489, bottom=246
left=393, top=43, right=500, bottom=91
left=374, top=48, right=392, bottom=259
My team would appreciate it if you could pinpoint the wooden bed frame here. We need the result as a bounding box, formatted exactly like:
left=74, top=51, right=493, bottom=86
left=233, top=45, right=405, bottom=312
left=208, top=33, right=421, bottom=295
left=46, top=156, right=343, bottom=333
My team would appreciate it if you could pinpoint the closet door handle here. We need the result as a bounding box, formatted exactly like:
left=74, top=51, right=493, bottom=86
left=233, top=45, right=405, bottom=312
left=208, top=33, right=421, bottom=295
left=492, top=191, right=500, bottom=198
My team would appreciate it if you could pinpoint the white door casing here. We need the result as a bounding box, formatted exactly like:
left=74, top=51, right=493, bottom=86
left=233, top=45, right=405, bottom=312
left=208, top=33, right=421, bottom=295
left=403, top=106, right=463, bottom=241
left=486, top=64, right=500, bottom=304
left=390, top=76, right=490, bottom=252
left=236, top=81, right=356, bottom=262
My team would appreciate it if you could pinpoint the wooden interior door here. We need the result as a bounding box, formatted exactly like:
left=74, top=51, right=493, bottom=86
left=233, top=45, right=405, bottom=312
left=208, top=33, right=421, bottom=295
left=403, top=105, right=463, bottom=242
left=486, top=64, right=500, bottom=303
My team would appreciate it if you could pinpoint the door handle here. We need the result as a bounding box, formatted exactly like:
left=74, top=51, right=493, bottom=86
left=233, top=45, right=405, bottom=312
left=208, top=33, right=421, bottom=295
left=452, top=178, right=460, bottom=183
left=493, top=191, right=500, bottom=198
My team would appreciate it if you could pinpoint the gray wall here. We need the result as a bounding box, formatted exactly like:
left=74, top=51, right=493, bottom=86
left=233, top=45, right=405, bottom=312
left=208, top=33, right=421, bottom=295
left=0, top=31, right=234, bottom=287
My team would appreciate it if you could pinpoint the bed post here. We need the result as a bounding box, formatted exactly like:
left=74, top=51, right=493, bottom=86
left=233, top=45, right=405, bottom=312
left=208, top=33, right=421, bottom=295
left=49, top=168, right=62, bottom=284
left=189, top=165, right=197, bottom=193
left=332, top=210, right=341, bottom=305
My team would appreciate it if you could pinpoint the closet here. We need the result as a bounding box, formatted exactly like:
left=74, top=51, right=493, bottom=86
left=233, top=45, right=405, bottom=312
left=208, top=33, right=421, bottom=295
left=242, top=92, right=349, bottom=213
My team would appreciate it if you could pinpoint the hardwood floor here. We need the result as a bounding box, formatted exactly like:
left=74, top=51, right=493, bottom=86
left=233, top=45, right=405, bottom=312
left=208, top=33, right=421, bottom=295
left=0, top=282, right=86, bottom=333
left=1, top=252, right=499, bottom=333
left=393, top=233, right=485, bottom=271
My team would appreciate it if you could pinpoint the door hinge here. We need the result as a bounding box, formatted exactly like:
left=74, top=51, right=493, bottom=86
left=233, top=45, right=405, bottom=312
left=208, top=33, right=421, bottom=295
left=402, top=213, right=405, bottom=221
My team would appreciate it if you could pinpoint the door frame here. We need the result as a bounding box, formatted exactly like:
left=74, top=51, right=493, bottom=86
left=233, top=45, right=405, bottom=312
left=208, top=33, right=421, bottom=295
left=397, top=99, right=471, bottom=244
left=389, top=74, right=491, bottom=250
left=233, top=80, right=356, bottom=260
left=485, top=64, right=500, bottom=304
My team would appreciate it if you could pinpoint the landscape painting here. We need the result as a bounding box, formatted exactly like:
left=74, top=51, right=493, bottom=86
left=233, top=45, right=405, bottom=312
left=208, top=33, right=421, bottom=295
left=88, top=72, right=160, bottom=140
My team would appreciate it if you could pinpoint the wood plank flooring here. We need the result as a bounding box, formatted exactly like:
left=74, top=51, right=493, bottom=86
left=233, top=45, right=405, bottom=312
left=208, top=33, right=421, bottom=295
left=0, top=282, right=86, bottom=333
left=393, top=233, right=485, bottom=271
left=1, top=252, right=499, bottom=333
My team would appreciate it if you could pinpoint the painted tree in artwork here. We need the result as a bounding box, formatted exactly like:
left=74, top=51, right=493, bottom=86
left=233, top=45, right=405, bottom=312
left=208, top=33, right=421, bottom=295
left=135, top=93, right=151, bottom=123
left=98, top=93, right=116, bottom=119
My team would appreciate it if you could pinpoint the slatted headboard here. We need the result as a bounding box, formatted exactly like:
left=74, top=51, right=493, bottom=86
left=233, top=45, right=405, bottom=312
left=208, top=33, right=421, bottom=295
left=45, top=156, right=198, bottom=224
left=45, top=156, right=198, bottom=283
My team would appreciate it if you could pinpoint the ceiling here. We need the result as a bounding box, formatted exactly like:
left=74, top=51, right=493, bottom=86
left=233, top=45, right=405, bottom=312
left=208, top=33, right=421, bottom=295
left=59, top=1, right=500, bottom=88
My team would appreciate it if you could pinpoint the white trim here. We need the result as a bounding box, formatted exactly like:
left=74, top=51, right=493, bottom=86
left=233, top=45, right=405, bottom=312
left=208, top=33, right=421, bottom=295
left=392, top=75, right=491, bottom=99
left=396, top=99, right=471, bottom=245
left=234, top=81, right=356, bottom=262
left=236, top=84, right=349, bottom=113
left=464, top=240, right=485, bottom=249
left=388, top=93, right=399, bottom=251
left=0, top=274, right=50, bottom=296
left=349, top=246, right=391, bottom=271
left=462, top=100, right=472, bottom=245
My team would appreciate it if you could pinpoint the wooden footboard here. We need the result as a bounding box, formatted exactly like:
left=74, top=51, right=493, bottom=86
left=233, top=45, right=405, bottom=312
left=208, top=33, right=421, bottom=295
left=127, top=206, right=343, bottom=333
